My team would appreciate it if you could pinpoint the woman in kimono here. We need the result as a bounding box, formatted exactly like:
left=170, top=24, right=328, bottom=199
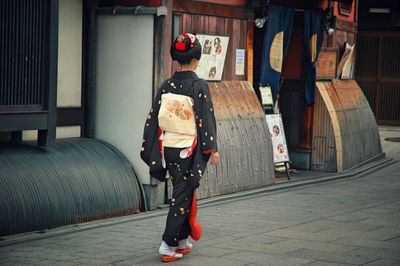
left=140, top=33, right=220, bottom=262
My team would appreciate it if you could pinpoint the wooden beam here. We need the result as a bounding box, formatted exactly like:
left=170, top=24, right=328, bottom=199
left=246, top=20, right=254, bottom=85
left=39, top=0, right=59, bottom=146
left=173, top=0, right=254, bottom=20
left=336, top=18, right=358, bottom=33
left=316, top=82, right=343, bottom=172
left=377, top=119, right=400, bottom=126
left=162, top=0, right=174, bottom=82
left=153, top=13, right=166, bottom=96
left=0, top=113, right=48, bottom=132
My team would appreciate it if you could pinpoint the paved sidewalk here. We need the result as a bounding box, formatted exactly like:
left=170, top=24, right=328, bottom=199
left=0, top=127, right=399, bottom=265
left=1, top=163, right=399, bottom=265
left=379, top=126, right=400, bottom=162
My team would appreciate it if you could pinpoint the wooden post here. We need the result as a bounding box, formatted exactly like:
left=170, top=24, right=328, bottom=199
left=38, top=0, right=59, bottom=146
left=246, top=20, right=254, bottom=85
left=304, top=105, right=314, bottom=149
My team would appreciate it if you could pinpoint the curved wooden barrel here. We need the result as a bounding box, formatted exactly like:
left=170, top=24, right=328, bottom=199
left=198, top=81, right=275, bottom=199
left=313, top=80, right=383, bottom=172
left=0, top=138, right=144, bottom=236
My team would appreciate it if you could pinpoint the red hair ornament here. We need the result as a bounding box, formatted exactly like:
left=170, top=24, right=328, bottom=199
left=175, top=42, right=186, bottom=51
left=174, top=33, right=196, bottom=51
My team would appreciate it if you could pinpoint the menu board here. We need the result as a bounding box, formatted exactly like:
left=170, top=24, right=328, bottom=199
left=195, top=34, right=229, bottom=81
left=265, top=114, right=290, bottom=163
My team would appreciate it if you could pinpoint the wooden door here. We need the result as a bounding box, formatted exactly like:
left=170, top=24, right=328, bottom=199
left=355, top=32, right=400, bottom=125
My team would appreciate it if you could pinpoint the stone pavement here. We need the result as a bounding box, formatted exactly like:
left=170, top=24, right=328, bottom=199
left=379, top=126, right=400, bottom=162
left=0, top=127, right=399, bottom=266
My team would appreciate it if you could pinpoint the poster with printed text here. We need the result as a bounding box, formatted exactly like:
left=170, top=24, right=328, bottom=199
left=265, top=114, right=290, bottom=163
left=195, top=34, right=229, bottom=81
left=235, top=49, right=245, bottom=75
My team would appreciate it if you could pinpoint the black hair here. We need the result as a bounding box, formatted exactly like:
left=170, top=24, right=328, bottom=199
left=170, top=34, right=202, bottom=65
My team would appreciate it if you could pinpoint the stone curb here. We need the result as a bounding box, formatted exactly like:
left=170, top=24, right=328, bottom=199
left=197, top=158, right=397, bottom=208
left=0, top=157, right=397, bottom=247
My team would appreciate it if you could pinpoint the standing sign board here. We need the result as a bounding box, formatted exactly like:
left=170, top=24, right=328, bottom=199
left=265, top=114, right=289, bottom=163
left=259, top=86, right=273, bottom=105
left=195, top=34, right=229, bottom=81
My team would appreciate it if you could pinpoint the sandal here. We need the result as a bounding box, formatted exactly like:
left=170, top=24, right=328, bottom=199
left=161, top=252, right=183, bottom=263
left=176, top=246, right=192, bottom=255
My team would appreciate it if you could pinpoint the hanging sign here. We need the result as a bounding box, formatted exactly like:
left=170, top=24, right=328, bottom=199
left=265, top=114, right=290, bottom=163
left=235, top=49, right=245, bottom=75
left=259, top=86, right=273, bottom=105
left=195, top=34, right=229, bottom=81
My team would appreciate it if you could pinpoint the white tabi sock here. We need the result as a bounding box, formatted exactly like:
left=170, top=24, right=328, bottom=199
left=159, top=241, right=183, bottom=258
left=178, top=238, right=193, bottom=249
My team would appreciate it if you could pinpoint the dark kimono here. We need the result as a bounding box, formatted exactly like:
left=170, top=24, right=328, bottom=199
left=140, top=71, right=217, bottom=246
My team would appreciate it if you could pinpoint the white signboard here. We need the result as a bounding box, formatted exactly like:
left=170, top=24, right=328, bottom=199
left=195, top=34, right=229, bottom=81
left=259, top=86, right=273, bottom=105
left=266, top=114, right=289, bottom=163
left=235, top=49, right=245, bottom=75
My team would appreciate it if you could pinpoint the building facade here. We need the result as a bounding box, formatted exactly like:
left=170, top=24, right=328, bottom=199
left=0, top=0, right=388, bottom=236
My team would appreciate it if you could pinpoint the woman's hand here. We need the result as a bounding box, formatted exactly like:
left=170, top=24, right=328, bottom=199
left=210, top=151, right=220, bottom=166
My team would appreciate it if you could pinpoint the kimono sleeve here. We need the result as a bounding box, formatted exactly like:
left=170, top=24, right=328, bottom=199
left=140, top=86, right=166, bottom=181
left=195, top=82, right=218, bottom=154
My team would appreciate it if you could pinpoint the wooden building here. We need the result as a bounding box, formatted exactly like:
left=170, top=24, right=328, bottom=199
left=252, top=0, right=383, bottom=172
left=0, top=0, right=386, bottom=235
left=90, top=0, right=275, bottom=205
left=355, top=0, right=400, bottom=126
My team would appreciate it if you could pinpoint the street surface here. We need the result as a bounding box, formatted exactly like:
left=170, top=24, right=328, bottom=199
left=0, top=127, right=399, bottom=265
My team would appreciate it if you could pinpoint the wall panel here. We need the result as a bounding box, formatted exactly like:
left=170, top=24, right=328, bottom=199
left=0, top=0, right=49, bottom=109
left=313, top=80, right=383, bottom=172
left=355, top=32, right=400, bottom=125
left=95, top=15, right=154, bottom=185
left=175, top=13, right=248, bottom=81
left=57, top=0, right=82, bottom=108
left=198, top=81, right=274, bottom=199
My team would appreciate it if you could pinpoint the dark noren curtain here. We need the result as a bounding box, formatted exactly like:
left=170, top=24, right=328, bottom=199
left=303, top=9, right=324, bottom=105
left=259, top=5, right=294, bottom=101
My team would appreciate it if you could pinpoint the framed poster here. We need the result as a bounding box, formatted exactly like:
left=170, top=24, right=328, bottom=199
left=195, top=34, right=229, bottom=81
left=338, top=3, right=352, bottom=16
left=265, top=114, right=289, bottom=163
left=235, top=49, right=245, bottom=75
